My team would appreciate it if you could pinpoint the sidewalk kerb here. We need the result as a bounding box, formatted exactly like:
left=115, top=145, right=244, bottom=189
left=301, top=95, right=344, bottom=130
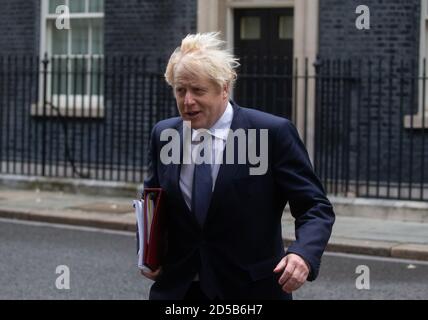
left=391, top=244, right=428, bottom=261
left=0, top=208, right=136, bottom=232
left=1, top=207, right=428, bottom=262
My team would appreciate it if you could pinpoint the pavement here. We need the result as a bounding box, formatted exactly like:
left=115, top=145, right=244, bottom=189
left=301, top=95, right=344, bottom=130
left=0, top=187, right=427, bottom=261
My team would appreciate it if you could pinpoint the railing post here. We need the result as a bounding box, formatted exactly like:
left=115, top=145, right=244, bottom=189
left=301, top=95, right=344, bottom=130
left=313, top=55, right=322, bottom=176
left=41, top=52, right=49, bottom=176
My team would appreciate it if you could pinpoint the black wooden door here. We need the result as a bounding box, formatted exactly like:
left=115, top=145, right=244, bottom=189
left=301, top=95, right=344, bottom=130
left=233, top=8, right=293, bottom=118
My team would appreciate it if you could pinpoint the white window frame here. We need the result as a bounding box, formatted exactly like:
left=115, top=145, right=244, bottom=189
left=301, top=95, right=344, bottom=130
left=33, top=0, right=105, bottom=118
left=405, top=0, right=428, bottom=128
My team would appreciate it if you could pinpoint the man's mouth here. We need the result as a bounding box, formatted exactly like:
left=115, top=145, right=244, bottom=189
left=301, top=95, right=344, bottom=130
left=185, top=111, right=201, bottom=118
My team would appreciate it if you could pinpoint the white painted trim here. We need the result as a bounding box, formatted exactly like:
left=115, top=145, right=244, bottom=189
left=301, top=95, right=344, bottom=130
left=39, top=0, right=49, bottom=118
left=405, top=0, right=428, bottom=128
left=46, top=13, right=104, bottom=19
left=226, top=7, right=233, bottom=53
left=40, top=0, right=48, bottom=58
left=31, top=95, right=105, bottom=118
left=293, top=0, right=319, bottom=160
left=197, top=0, right=319, bottom=160
left=226, top=6, right=234, bottom=99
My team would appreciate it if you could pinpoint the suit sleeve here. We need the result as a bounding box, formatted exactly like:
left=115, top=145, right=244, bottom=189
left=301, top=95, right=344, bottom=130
left=273, top=120, right=335, bottom=281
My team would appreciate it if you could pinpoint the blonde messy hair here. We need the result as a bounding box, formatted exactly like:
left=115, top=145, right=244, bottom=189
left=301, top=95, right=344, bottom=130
left=164, top=32, right=240, bottom=90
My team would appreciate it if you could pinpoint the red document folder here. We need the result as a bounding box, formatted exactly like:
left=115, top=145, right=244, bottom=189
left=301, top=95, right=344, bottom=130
left=143, top=188, right=167, bottom=271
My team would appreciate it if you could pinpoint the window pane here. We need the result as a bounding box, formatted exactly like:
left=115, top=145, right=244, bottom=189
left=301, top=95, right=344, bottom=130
left=52, top=57, right=68, bottom=95
left=51, top=21, right=69, bottom=55
left=71, top=20, right=89, bottom=54
left=279, top=15, right=293, bottom=40
left=90, top=57, right=104, bottom=95
left=91, top=19, right=104, bottom=54
left=70, top=57, right=87, bottom=95
left=49, top=0, right=65, bottom=14
left=89, top=0, right=104, bottom=12
left=240, top=17, right=260, bottom=40
left=69, top=0, right=86, bottom=13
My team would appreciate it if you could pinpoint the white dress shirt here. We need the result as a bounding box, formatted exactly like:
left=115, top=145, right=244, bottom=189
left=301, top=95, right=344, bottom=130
left=179, top=102, right=233, bottom=282
left=179, top=102, right=234, bottom=212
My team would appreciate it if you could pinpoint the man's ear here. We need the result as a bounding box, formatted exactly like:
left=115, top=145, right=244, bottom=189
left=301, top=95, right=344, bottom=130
left=223, top=83, right=229, bottom=100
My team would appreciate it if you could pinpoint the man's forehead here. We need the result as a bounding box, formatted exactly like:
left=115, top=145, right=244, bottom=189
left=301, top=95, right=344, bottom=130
left=174, top=73, right=208, bottom=86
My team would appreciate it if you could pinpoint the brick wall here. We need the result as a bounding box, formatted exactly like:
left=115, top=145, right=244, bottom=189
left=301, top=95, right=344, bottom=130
left=0, top=0, right=39, bottom=55
left=316, top=0, right=428, bottom=196
left=319, top=0, right=419, bottom=60
left=105, top=0, right=196, bottom=65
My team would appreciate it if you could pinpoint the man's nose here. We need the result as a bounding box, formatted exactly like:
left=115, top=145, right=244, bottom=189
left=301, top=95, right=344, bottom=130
left=184, top=91, right=195, bottom=106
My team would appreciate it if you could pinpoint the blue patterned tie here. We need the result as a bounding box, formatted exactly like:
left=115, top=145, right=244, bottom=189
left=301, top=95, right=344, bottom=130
left=192, top=157, right=213, bottom=227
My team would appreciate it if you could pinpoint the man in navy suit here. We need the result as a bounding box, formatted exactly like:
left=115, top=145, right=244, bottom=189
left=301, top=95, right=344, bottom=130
left=141, top=32, right=335, bottom=300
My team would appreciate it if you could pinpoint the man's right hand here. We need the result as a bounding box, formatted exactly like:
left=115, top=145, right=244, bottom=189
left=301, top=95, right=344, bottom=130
left=140, top=267, right=162, bottom=281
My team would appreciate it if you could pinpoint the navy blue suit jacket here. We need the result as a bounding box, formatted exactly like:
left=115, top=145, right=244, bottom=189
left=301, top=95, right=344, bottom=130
left=144, top=101, right=335, bottom=300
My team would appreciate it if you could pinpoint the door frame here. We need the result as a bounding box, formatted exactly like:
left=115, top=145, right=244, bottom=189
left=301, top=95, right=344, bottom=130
left=197, top=0, right=319, bottom=161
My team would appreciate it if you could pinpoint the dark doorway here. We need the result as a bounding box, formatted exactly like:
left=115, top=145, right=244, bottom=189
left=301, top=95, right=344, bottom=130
left=233, top=8, right=294, bottom=119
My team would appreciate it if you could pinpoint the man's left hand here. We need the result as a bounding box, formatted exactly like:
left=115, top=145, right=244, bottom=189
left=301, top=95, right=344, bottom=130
left=273, top=253, right=310, bottom=293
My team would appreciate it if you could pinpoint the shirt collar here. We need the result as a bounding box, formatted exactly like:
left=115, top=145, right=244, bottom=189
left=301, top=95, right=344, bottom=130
left=191, top=102, right=233, bottom=142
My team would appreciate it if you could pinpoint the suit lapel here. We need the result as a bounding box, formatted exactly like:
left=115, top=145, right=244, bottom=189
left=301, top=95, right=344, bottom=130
left=206, top=103, right=249, bottom=223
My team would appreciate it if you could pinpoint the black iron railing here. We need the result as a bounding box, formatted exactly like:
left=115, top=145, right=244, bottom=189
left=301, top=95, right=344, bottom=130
left=0, top=54, right=427, bottom=201
left=314, top=58, right=428, bottom=201
left=0, top=54, right=178, bottom=183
